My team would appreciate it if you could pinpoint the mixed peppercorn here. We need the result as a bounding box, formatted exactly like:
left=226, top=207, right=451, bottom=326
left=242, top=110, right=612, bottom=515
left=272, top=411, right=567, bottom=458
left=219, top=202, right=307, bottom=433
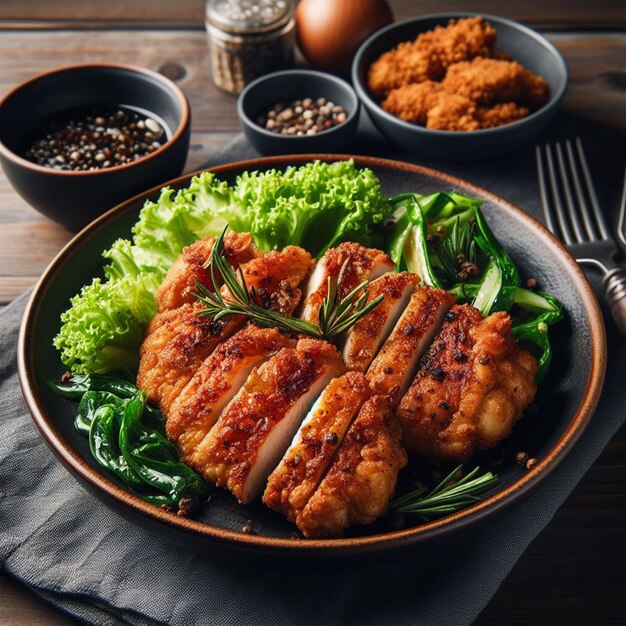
left=257, top=97, right=347, bottom=136
left=23, top=105, right=167, bottom=171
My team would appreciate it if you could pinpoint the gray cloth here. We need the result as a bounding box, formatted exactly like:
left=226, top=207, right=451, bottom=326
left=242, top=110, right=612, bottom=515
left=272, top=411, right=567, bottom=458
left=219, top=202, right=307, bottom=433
left=1, top=116, right=625, bottom=626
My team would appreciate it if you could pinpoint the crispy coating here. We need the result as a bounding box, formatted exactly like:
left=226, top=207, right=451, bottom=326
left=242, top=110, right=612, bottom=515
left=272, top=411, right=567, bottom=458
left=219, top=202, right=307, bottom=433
left=263, top=371, right=371, bottom=522
left=382, top=81, right=446, bottom=124
left=156, top=232, right=260, bottom=312
left=137, top=246, right=313, bottom=411
left=382, top=77, right=533, bottom=131
left=297, top=396, right=407, bottom=538
left=442, top=58, right=549, bottom=109
left=343, top=272, right=419, bottom=372
left=301, top=242, right=394, bottom=323
left=396, top=304, right=538, bottom=461
left=167, top=325, right=294, bottom=461
left=137, top=301, right=241, bottom=412
left=194, top=338, right=345, bottom=503
left=474, top=102, right=529, bottom=129
left=426, top=94, right=479, bottom=131
left=368, top=17, right=497, bottom=97
left=367, top=287, right=455, bottom=406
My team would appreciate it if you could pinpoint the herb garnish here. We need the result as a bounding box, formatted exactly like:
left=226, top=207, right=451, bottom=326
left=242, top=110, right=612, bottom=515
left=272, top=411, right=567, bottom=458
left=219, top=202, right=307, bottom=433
left=389, top=465, right=498, bottom=520
left=193, top=227, right=383, bottom=341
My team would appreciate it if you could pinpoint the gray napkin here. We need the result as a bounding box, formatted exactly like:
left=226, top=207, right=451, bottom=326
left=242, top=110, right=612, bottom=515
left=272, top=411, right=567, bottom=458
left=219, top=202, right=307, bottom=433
left=1, top=116, right=625, bottom=626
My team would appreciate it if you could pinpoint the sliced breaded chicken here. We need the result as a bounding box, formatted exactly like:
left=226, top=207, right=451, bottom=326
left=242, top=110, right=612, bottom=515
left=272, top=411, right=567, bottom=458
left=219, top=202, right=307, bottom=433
left=366, top=287, right=455, bottom=406
left=342, top=272, right=419, bottom=372
left=167, top=325, right=294, bottom=462
left=396, top=304, right=538, bottom=461
left=138, top=246, right=314, bottom=411
left=194, top=338, right=345, bottom=503
left=241, top=245, right=314, bottom=314
left=263, top=371, right=371, bottom=521
left=156, top=232, right=260, bottom=312
left=137, top=301, right=240, bottom=411
left=297, top=395, right=407, bottom=538
left=301, top=242, right=394, bottom=324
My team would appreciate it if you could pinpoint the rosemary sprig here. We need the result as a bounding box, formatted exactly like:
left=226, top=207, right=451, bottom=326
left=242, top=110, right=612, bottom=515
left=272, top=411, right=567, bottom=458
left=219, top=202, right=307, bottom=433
left=193, top=227, right=383, bottom=340
left=436, top=217, right=479, bottom=284
left=389, top=465, right=498, bottom=520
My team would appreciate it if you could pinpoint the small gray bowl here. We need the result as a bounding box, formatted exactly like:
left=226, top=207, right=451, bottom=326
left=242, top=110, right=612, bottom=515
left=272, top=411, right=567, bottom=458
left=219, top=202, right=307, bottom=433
left=0, top=63, right=190, bottom=230
left=352, top=13, right=568, bottom=162
left=237, top=70, right=360, bottom=156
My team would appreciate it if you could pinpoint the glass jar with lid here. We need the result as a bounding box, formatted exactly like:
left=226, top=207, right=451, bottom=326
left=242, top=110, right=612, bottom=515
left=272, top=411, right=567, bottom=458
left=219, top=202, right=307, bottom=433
left=206, top=0, right=295, bottom=95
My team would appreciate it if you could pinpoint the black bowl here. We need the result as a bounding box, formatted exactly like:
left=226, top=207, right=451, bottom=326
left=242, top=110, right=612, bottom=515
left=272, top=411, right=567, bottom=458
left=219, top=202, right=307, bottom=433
left=352, top=13, right=568, bottom=162
left=237, top=70, right=360, bottom=155
left=0, top=63, right=191, bottom=231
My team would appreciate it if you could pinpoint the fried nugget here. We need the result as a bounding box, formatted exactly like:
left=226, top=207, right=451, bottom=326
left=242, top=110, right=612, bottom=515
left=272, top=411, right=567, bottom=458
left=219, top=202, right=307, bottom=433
left=475, top=102, right=529, bottom=129
left=443, top=57, right=549, bottom=109
left=368, top=17, right=497, bottom=97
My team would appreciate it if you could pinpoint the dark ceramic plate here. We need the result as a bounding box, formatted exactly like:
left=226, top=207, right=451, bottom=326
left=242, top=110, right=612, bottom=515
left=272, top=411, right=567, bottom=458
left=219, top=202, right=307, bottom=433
left=18, top=155, right=605, bottom=564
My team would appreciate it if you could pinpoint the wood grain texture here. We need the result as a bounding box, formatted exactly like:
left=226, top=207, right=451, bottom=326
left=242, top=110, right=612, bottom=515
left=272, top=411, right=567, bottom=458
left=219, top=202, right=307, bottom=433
left=1, top=0, right=624, bottom=30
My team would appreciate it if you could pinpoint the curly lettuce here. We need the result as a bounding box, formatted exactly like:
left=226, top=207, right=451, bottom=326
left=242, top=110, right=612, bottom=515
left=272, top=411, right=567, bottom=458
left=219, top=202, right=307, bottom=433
left=54, top=160, right=392, bottom=374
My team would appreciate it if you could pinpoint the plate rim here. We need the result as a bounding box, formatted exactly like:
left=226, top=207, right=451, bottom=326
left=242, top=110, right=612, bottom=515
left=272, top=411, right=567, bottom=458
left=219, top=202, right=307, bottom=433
left=17, top=154, right=607, bottom=556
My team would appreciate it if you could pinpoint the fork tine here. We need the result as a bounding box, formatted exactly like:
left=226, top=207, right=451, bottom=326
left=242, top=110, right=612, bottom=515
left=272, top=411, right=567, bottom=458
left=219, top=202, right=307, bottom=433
left=574, top=138, right=610, bottom=240
left=536, top=146, right=562, bottom=237
left=564, top=140, right=600, bottom=241
left=556, top=141, right=586, bottom=242
left=544, top=143, right=575, bottom=245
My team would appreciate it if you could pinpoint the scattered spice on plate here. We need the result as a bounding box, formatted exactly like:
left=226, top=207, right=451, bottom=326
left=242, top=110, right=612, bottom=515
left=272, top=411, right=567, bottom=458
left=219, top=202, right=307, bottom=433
left=22, top=105, right=168, bottom=171
left=256, top=97, right=347, bottom=136
left=515, top=451, right=529, bottom=465
left=525, top=457, right=538, bottom=470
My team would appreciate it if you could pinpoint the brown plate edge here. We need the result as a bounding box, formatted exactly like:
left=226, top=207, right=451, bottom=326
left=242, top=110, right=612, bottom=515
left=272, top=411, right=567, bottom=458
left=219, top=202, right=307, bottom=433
left=17, top=154, right=607, bottom=557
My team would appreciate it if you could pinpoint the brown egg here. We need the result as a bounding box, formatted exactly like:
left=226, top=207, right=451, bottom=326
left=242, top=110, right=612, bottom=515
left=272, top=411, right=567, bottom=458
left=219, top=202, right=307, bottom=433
left=296, top=0, right=393, bottom=76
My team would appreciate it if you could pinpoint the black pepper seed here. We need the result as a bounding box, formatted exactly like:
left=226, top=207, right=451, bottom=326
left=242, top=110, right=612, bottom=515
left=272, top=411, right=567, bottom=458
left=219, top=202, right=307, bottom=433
left=242, top=520, right=254, bottom=534
left=402, top=324, right=414, bottom=336
left=525, top=457, right=538, bottom=470
left=22, top=105, right=168, bottom=172
left=516, top=451, right=529, bottom=465
left=445, top=310, right=456, bottom=322
left=257, top=97, right=347, bottom=136
left=383, top=366, right=394, bottom=375
left=430, top=367, right=445, bottom=380
left=325, top=432, right=339, bottom=445
left=438, top=401, right=450, bottom=410
left=453, top=348, right=468, bottom=362
left=479, top=356, right=490, bottom=365
left=526, top=278, right=538, bottom=289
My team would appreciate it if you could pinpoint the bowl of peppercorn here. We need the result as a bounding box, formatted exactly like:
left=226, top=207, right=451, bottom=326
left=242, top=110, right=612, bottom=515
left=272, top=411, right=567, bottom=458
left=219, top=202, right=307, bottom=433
left=237, top=69, right=360, bottom=156
left=0, top=63, right=190, bottom=230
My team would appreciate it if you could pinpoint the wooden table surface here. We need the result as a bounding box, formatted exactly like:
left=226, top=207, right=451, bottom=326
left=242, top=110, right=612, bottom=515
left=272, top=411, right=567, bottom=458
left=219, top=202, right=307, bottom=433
left=1, top=2, right=624, bottom=625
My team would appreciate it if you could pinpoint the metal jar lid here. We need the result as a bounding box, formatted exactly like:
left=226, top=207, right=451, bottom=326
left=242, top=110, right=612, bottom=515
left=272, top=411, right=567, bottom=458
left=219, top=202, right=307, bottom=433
left=206, top=0, right=293, bottom=35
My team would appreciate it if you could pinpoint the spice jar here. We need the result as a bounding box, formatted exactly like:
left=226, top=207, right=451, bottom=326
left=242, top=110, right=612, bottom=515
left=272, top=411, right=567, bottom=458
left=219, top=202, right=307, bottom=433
left=206, top=0, right=295, bottom=95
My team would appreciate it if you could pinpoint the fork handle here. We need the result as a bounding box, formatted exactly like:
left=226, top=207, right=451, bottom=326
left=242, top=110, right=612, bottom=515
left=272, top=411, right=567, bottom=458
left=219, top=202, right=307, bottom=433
left=603, top=267, right=626, bottom=337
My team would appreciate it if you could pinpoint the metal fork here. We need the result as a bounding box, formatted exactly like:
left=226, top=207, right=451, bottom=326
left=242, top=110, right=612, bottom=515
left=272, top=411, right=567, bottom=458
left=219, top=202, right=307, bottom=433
left=536, top=138, right=626, bottom=336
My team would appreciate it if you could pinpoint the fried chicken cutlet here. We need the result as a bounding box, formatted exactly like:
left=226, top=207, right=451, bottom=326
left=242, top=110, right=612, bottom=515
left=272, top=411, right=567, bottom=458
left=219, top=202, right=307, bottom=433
left=396, top=304, right=538, bottom=462
left=156, top=232, right=260, bottom=312
left=137, top=246, right=313, bottom=411
left=297, top=395, right=407, bottom=538
left=368, top=17, right=497, bottom=97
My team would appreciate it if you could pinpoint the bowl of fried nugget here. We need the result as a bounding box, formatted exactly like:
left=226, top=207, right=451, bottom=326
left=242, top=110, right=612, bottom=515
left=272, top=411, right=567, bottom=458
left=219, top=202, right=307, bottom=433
left=352, top=13, right=568, bottom=162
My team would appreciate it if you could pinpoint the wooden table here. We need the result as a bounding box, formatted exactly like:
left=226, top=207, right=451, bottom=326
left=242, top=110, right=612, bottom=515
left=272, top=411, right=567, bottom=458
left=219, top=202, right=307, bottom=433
left=1, top=2, right=624, bottom=624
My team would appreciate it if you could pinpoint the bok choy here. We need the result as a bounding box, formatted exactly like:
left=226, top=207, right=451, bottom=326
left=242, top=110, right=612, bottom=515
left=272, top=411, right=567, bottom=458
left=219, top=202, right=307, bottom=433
left=387, top=192, right=563, bottom=381
left=50, top=374, right=208, bottom=510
